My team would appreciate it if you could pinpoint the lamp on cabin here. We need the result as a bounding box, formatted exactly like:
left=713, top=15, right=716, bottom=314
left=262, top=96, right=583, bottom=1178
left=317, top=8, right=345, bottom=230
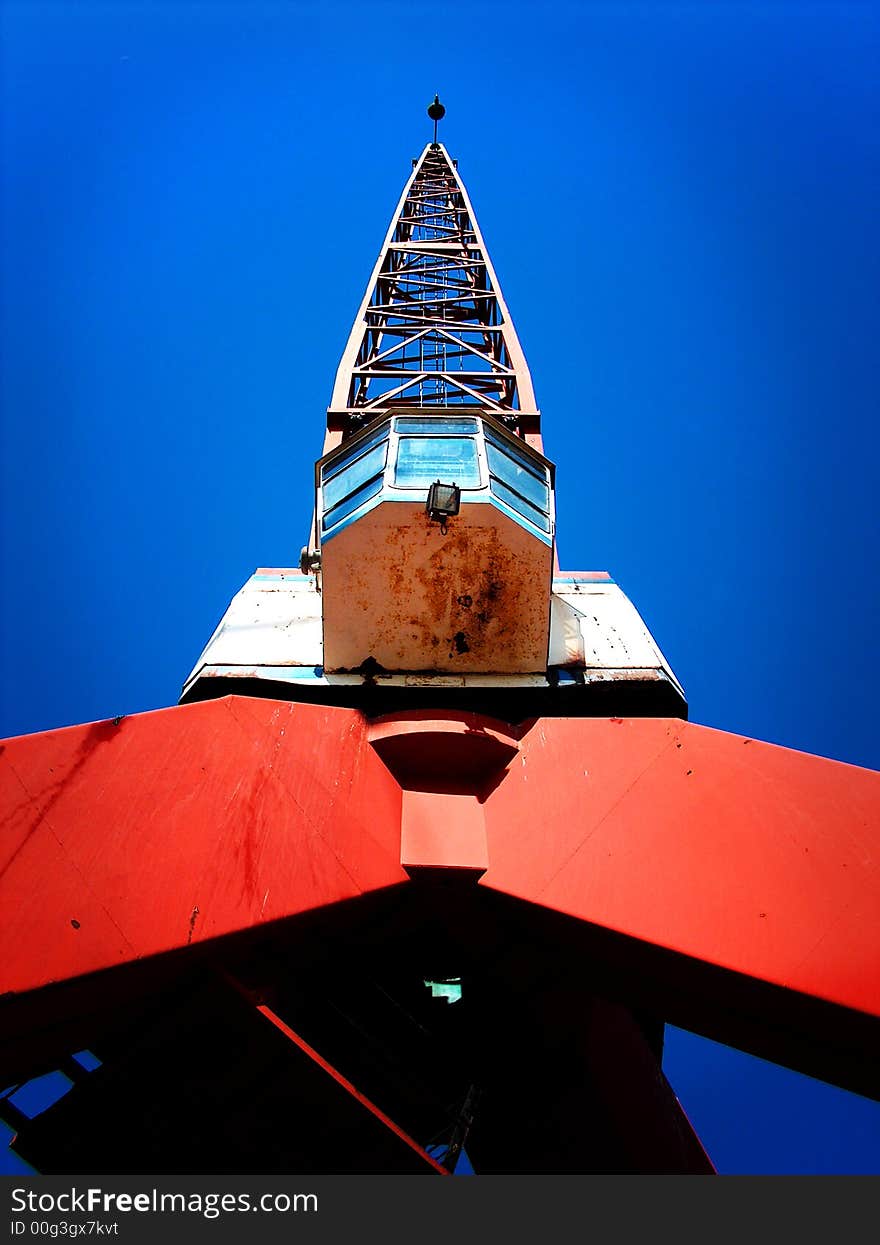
left=425, top=481, right=461, bottom=526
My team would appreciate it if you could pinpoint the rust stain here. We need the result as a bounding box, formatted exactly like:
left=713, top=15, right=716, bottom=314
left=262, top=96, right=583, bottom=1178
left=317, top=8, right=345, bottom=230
left=333, top=509, right=549, bottom=673
left=413, top=524, right=517, bottom=663
left=186, top=905, right=200, bottom=945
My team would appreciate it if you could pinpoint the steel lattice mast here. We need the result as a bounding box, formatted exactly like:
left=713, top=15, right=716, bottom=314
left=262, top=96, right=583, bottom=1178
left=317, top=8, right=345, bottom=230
left=327, top=142, right=538, bottom=445
left=1, top=101, right=879, bottom=1177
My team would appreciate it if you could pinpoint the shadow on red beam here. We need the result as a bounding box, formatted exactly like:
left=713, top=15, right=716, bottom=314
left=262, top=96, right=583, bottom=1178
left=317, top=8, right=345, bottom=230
left=0, top=885, right=413, bottom=1086
left=471, top=890, right=880, bottom=1103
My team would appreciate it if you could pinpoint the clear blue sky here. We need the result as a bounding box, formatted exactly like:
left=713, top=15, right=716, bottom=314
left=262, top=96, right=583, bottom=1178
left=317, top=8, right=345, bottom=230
left=1, top=0, right=878, bottom=1174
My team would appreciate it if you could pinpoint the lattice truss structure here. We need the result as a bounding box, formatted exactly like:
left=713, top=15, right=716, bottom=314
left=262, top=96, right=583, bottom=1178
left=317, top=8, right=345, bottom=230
left=329, top=144, right=538, bottom=437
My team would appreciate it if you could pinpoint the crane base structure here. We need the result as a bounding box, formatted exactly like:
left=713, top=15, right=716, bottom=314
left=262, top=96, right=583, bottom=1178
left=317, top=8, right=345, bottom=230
left=2, top=697, right=878, bottom=1173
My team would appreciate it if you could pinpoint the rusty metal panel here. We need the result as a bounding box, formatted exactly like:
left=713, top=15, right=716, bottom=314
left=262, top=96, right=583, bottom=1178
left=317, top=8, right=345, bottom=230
left=182, top=568, right=685, bottom=705
left=320, top=498, right=553, bottom=674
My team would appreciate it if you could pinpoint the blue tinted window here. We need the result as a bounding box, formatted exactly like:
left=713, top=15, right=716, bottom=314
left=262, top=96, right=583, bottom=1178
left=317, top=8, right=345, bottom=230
left=394, top=437, right=481, bottom=488
left=322, top=441, right=387, bottom=513
left=395, top=417, right=479, bottom=435
left=323, top=473, right=384, bottom=532
left=492, top=477, right=551, bottom=532
left=485, top=441, right=549, bottom=513
left=323, top=423, right=390, bottom=482
left=484, top=427, right=543, bottom=474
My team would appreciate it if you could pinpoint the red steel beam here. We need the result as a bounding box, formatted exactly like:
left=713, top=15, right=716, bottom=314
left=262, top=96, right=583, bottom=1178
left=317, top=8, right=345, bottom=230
left=480, top=716, right=880, bottom=1024
left=2, top=702, right=878, bottom=1096
left=0, top=697, right=406, bottom=996
left=240, top=991, right=448, bottom=1175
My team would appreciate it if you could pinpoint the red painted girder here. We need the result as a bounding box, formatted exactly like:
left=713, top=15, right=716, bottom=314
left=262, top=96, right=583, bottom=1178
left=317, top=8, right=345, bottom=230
left=2, top=704, right=878, bottom=1036
left=480, top=717, right=880, bottom=1021
left=0, top=697, right=406, bottom=997
left=243, top=994, right=448, bottom=1174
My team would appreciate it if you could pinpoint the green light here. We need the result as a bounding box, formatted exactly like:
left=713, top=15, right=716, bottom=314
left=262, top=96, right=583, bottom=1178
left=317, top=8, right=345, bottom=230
left=424, top=978, right=462, bottom=1004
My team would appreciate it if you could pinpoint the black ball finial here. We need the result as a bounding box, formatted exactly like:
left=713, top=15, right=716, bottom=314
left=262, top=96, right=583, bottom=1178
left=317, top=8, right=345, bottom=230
left=427, top=94, right=446, bottom=122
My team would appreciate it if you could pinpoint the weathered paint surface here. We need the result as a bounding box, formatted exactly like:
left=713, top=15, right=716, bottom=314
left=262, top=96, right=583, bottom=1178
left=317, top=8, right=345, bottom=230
left=320, top=499, right=553, bottom=674
left=549, top=580, right=680, bottom=688
left=182, top=570, right=323, bottom=691
left=182, top=568, right=682, bottom=701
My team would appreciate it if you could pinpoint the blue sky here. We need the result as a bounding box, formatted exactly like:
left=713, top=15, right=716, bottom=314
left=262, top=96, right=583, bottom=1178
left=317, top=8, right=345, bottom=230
left=1, top=0, right=878, bottom=1174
